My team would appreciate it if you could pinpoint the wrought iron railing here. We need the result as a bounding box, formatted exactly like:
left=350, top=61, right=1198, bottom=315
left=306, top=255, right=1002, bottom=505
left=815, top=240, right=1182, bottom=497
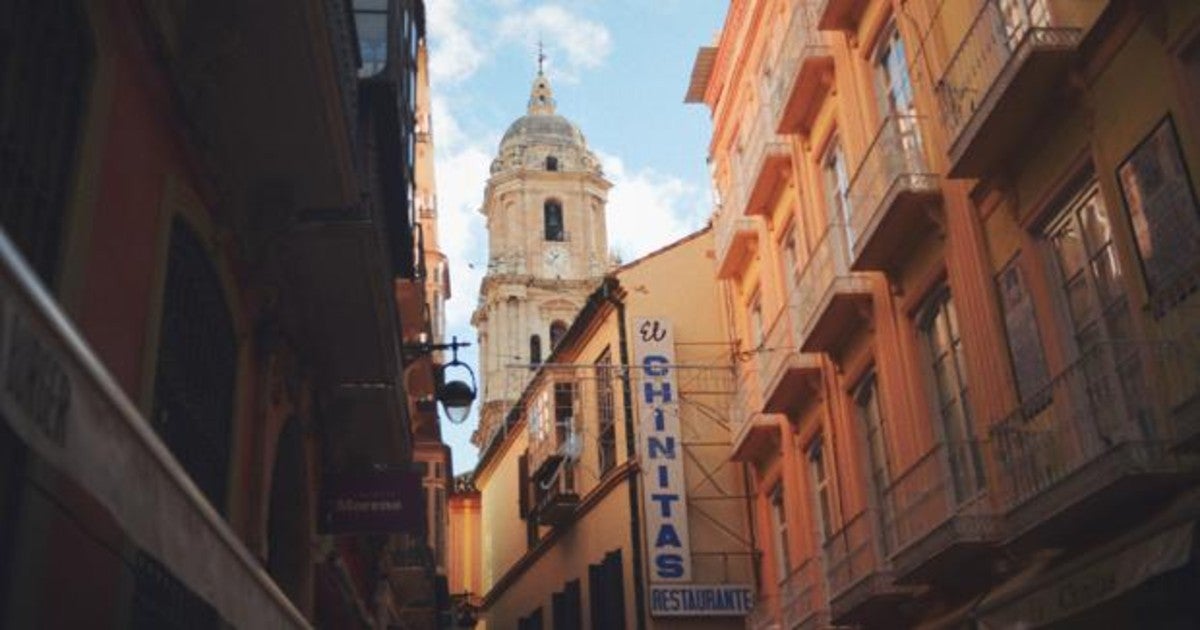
left=714, top=214, right=758, bottom=269
left=883, top=441, right=990, bottom=555
left=769, top=1, right=827, bottom=127
left=759, top=302, right=797, bottom=399
left=733, top=104, right=789, bottom=215
left=846, top=115, right=936, bottom=259
left=781, top=557, right=823, bottom=624
left=988, top=340, right=1179, bottom=511
left=790, top=222, right=853, bottom=344
left=823, top=508, right=886, bottom=598
left=935, top=0, right=1079, bottom=146
left=730, top=362, right=764, bottom=450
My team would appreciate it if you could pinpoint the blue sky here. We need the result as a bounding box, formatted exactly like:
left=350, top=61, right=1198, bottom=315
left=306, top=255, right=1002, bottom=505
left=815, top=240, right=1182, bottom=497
left=427, top=1, right=727, bottom=474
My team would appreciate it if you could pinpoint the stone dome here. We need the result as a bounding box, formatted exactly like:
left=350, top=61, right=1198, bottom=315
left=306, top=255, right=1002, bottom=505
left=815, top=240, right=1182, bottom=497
left=499, top=113, right=587, bottom=152
left=490, top=71, right=601, bottom=175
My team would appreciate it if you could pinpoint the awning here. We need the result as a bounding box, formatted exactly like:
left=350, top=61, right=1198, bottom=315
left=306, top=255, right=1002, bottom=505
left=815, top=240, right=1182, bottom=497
left=977, top=521, right=1195, bottom=629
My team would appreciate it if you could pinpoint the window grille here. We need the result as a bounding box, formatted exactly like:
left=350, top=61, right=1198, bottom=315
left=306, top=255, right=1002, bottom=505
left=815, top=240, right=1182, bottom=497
left=0, top=0, right=93, bottom=289
left=152, top=219, right=237, bottom=514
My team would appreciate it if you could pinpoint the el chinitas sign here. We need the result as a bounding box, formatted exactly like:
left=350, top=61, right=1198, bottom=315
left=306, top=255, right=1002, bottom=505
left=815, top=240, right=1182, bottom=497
left=633, top=318, right=753, bottom=618
left=319, top=469, right=424, bottom=535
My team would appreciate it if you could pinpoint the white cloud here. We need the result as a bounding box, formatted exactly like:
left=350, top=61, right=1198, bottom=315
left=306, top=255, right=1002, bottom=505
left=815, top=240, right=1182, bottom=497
left=597, top=151, right=710, bottom=264
left=427, top=0, right=485, bottom=85
left=497, top=5, right=613, bottom=81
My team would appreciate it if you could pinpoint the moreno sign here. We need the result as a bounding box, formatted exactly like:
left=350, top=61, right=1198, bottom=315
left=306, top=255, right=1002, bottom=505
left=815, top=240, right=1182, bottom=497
left=633, top=317, right=692, bottom=582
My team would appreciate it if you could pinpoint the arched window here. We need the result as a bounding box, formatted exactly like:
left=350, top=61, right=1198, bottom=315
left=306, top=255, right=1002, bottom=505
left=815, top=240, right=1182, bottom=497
left=530, top=335, right=542, bottom=369
left=153, top=218, right=236, bottom=513
left=550, top=320, right=568, bottom=348
left=545, top=156, right=559, bottom=171
left=544, top=200, right=564, bottom=241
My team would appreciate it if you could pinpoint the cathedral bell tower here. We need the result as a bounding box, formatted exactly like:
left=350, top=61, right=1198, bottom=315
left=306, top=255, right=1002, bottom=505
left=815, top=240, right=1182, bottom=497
left=471, top=67, right=611, bottom=446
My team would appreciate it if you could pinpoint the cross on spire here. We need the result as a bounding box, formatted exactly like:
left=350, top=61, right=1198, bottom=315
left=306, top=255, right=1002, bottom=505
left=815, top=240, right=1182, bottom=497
left=537, top=39, right=546, bottom=76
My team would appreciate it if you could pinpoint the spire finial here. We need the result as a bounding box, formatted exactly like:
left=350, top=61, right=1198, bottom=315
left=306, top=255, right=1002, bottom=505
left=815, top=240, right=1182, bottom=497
left=537, top=39, right=546, bottom=76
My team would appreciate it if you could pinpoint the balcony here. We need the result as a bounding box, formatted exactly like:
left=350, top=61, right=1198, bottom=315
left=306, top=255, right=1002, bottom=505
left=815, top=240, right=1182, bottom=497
left=988, top=341, right=1198, bottom=546
left=759, top=303, right=822, bottom=415
left=823, top=509, right=911, bottom=625
left=846, top=115, right=940, bottom=272
left=936, top=0, right=1082, bottom=178
left=734, top=104, right=791, bottom=216
left=781, top=558, right=828, bottom=629
left=815, top=0, right=869, bottom=31
left=527, top=378, right=580, bottom=482
left=714, top=214, right=760, bottom=279
left=770, top=2, right=833, bottom=134
left=730, top=367, right=781, bottom=462
left=883, top=442, right=1001, bottom=584
left=794, top=225, right=873, bottom=354
left=535, top=468, right=580, bottom=528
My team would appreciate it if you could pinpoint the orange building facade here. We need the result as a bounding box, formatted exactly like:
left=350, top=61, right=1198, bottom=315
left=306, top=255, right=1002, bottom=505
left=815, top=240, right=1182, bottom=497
left=690, top=1, right=1200, bottom=628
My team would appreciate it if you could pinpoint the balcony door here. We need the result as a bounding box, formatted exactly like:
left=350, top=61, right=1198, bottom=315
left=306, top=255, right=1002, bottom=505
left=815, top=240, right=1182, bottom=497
left=919, top=290, right=984, bottom=503
left=854, top=372, right=892, bottom=553
left=1043, top=181, right=1147, bottom=440
left=873, top=25, right=923, bottom=182
left=998, top=0, right=1051, bottom=48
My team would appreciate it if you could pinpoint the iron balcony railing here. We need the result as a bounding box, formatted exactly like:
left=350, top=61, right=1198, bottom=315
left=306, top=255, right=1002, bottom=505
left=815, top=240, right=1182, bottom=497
left=733, top=103, right=789, bottom=215
left=988, top=340, right=1182, bottom=512
left=759, top=302, right=798, bottom=401
left=935, top=0, right=1079, bottom=147
left=714, top=214, right=758, bottom=270
left=845, top=114, right=937, bottom=260
left=790, top=222, right=854, bottom=345
left=768, top=1, right=827, bottom=128
left=823, top=508, right=887, bottom=599
left=732, top=362, right=763, bottom=432
left=781, top=557, right=823, bottom=626
left=882, top=441, right=993, bottom=558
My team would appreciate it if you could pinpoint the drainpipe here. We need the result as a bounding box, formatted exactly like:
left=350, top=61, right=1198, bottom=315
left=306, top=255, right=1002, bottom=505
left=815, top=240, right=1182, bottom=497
left=607, top=280, right=648, bottom=630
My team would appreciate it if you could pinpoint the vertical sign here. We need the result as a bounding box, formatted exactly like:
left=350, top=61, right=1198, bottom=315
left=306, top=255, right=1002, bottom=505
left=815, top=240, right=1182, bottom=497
left=633, top=317, right=691, bottom=582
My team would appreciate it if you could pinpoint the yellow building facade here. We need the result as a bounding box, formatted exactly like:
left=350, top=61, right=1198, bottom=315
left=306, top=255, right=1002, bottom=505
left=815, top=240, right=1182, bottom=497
left=472, top=230, right=761, bottom=629
left=690, top=0, right=1200, bottom=628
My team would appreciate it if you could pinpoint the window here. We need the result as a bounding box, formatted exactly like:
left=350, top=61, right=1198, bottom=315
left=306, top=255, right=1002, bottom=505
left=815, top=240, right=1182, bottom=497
left=544, top=200, right=565, bottom=241
left=999, top=0, right=1051, bottom=47
left=546, top=156, right=559, bottom=171
left=1116, top=116, right=1200, bottom=311
left=517, top=607, right=544, bottom=630
left=530, top=335, right=542, bottom=369
left=996, top=256, right=1051, bottom=408
left=0, top=0, right=93, bottom=290
left=589, top=551, right=627, bottom=630
left=874, top=25, right=915, bottom=118
left=153, top=219, right=237, bottom=514
left=550, top=320, right=568, bottom=348
left=822, top=138, right=852, bottom=244
left=748, top=292, right=766, bottom=377
left=552, top=580, right=582, bottom=629
left=1045, top=181, right=1133, bottom=352
left=595, top=349, right=617, bottom=475
left=353, top=0, right=389, bottom=76
left=918, top=290, right=984, bottom=502
left=807, top=437, right=834, bottom=541
left=854, top=372, right=891, bottom=505
left=769, top=483, right=791, bottom=583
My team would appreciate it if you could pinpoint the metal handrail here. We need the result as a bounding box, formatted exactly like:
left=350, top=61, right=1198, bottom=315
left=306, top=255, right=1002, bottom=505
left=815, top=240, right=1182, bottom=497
left=935, top=0, right=1078, bottom=145
left=0, top=231, right=309, bottom=627
left=768, top=2, right=827, bottom=126
left=845, top=114, right=935, bottom=257
left=988, top=340, right=1178, bottom=510
left=781, top=556, right=823, bottom=623
left=823, top=508, right=885, bottom=597
left=790, top=222, right=853, bottom=345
